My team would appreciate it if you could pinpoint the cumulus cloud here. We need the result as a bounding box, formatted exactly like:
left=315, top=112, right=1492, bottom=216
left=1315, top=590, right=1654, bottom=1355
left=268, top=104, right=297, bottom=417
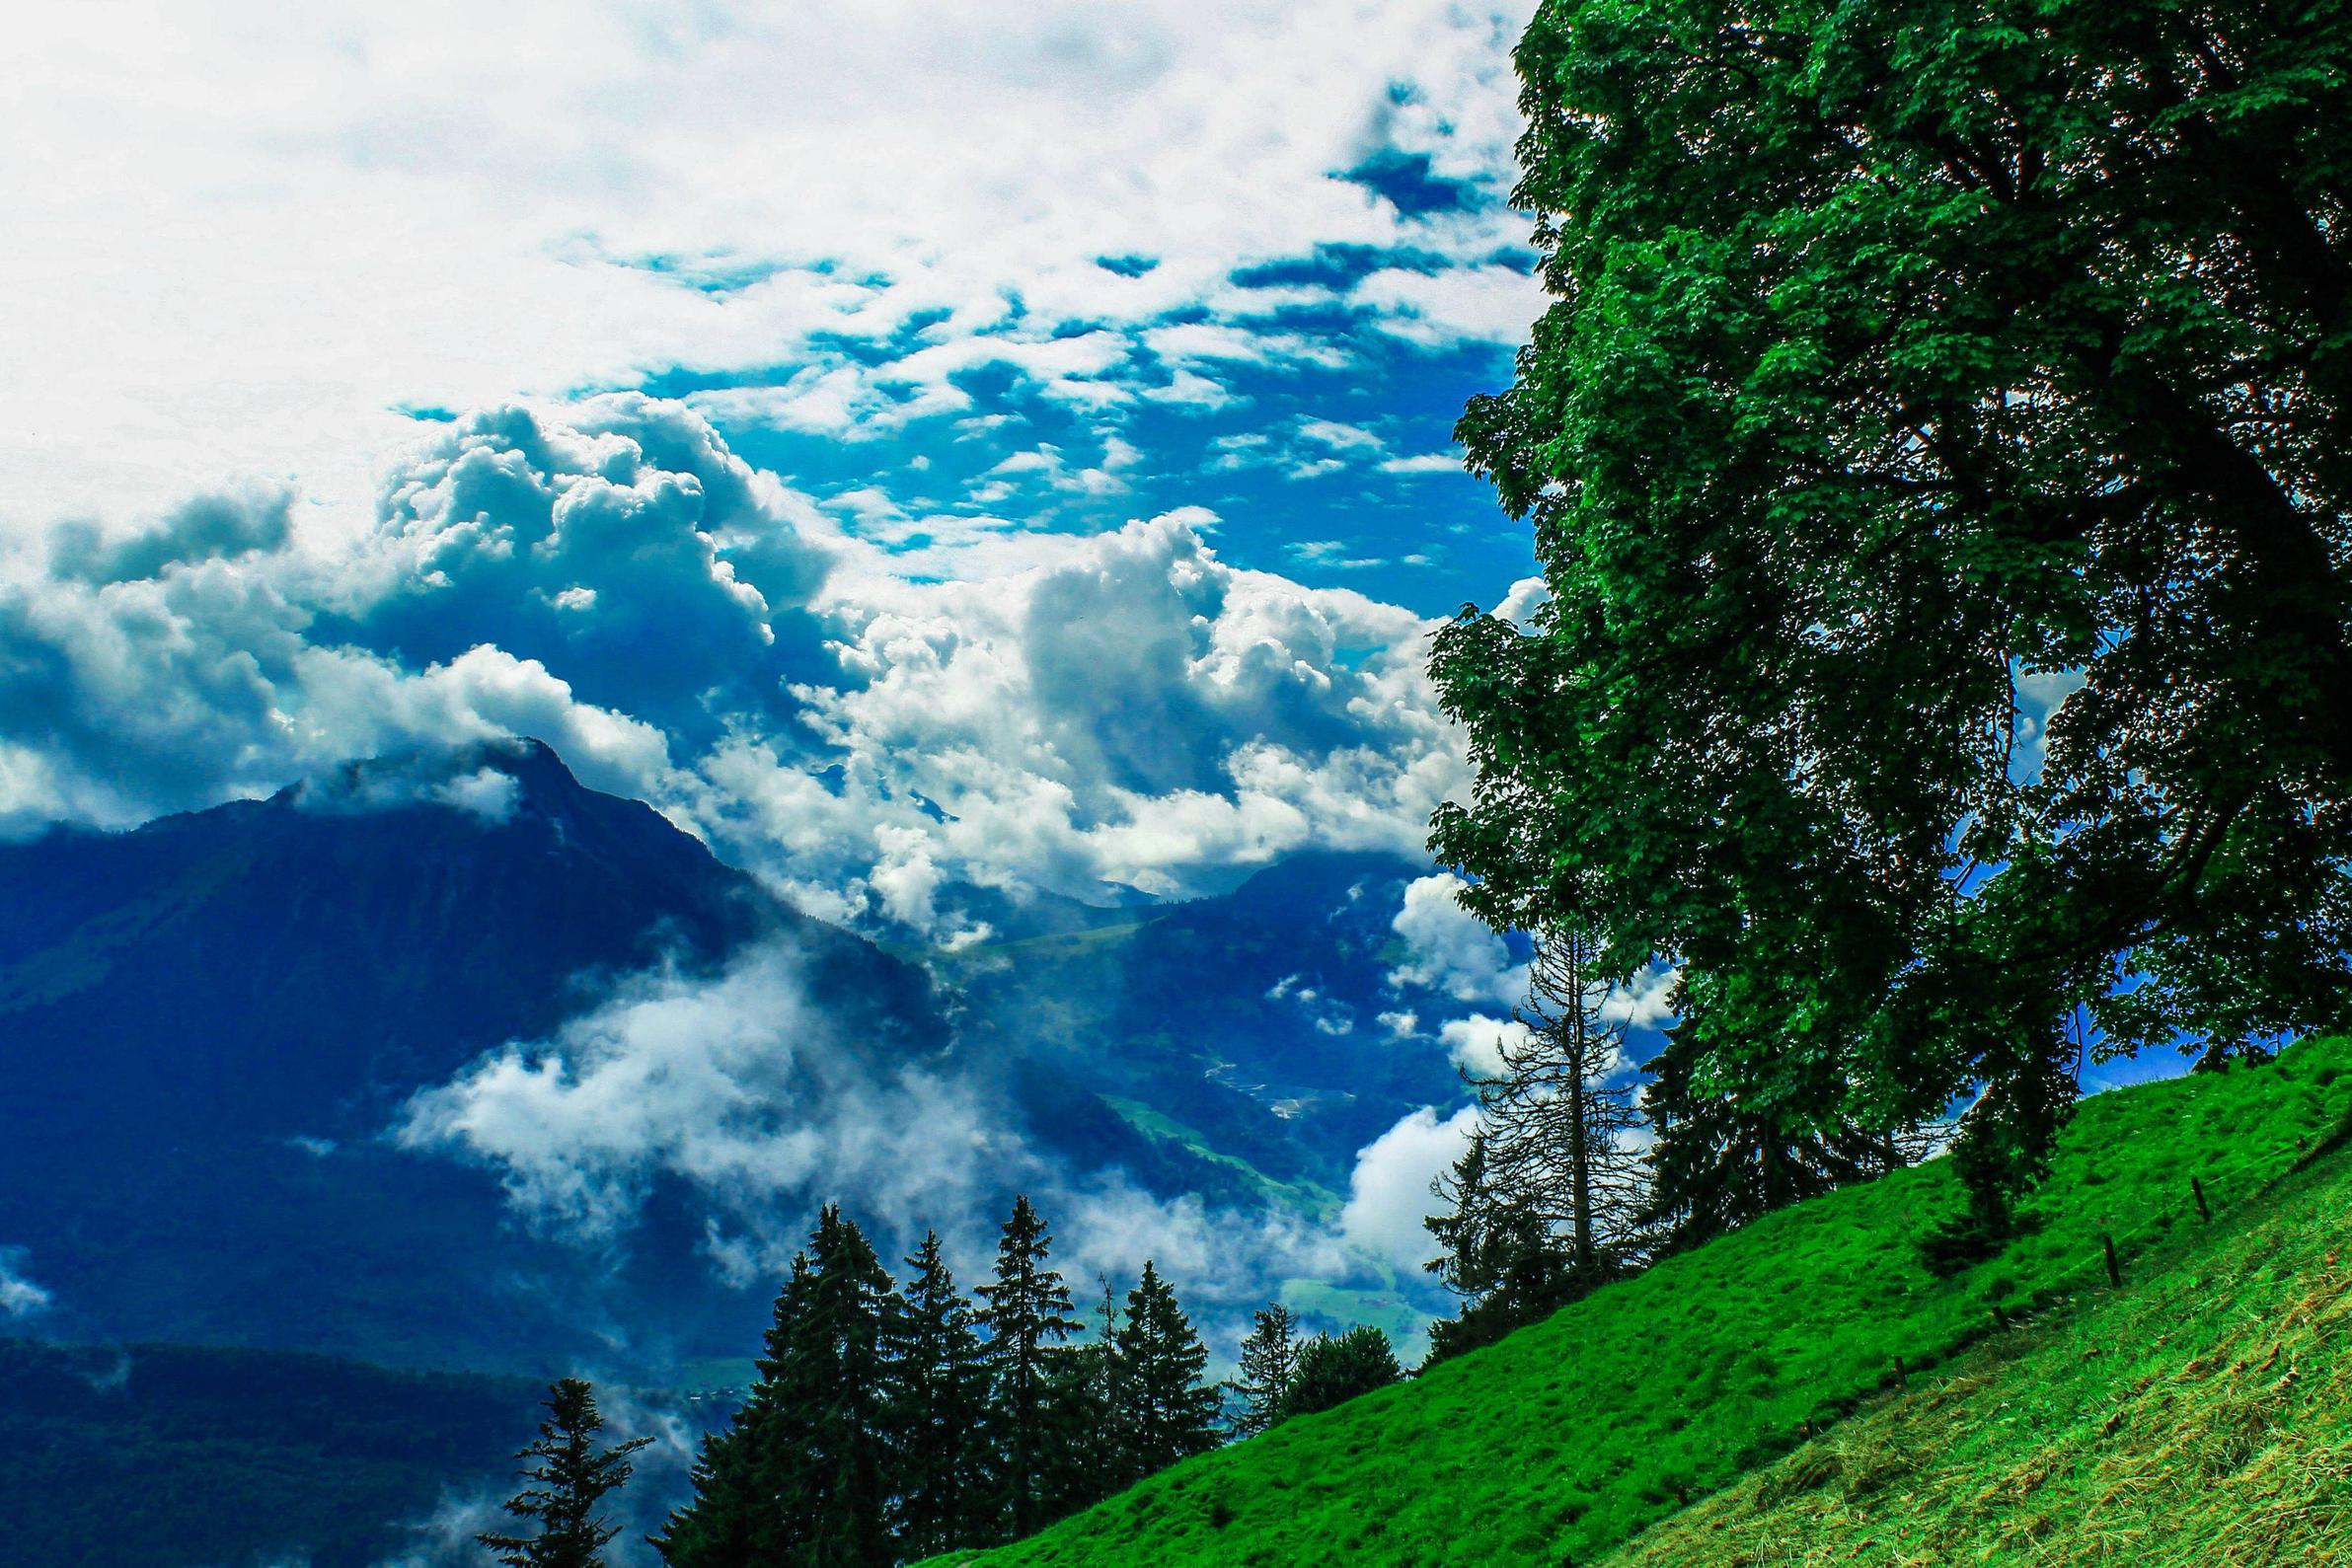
left=1389, top=872, right=1527, bottom=1006
left=2, top=391, right=1471, bottom=921
left=1436, top=1011, right=1533, bottom=1080
left=694, top=508, right=1465, bottom=906
left=1336, top=1104, right=1478, bottom=1275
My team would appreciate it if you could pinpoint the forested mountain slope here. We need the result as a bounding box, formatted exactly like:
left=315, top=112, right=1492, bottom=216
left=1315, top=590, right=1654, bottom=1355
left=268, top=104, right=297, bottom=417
left=0, top=738, right=945, bottom=1371
left=937, top=1038, right=2352, bottom=1568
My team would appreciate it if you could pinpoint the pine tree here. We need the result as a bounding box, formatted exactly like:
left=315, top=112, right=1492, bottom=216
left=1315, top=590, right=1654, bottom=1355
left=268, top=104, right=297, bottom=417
left=477, top=1378, right=650, bottom=1568
left=653, top=1255, right=809, bottom=1568
left=1280, top=1326, right=1401, bottom=1419
left=973, top=1195, right=1081, bottom=1538
left=883, top=1231, right=991, bottom=1560
left=1494, top=928, right=1648, bottom=1280
left=654, top=1207, right=900, bottom=1568
left=1107, top=1262, right=1220, bottom=1482
left=1228, top=1304, right=1300, bottom=1439
left=1637, top=1007, right=1882, bottom=1252
left=1423, top=1130, right=1567, bottom=1363
left=1425, top=927, right=1657, bottom=1362
left=784, top=1204, right=899, bottom=1566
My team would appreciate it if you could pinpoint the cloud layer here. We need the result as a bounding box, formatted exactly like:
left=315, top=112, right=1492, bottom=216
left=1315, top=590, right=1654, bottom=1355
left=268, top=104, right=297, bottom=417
left=5, top=0, right=1538, bottom=536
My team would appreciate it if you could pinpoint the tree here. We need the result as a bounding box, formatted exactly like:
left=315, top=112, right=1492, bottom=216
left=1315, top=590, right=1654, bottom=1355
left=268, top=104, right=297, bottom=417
left=653, top=1255, right=810, bottom=1568
left=1281, top=1327, right=1402, bottom=1420
left=973, top=1195, right=1082, bottom=1537
left=883, top=1231, right=991, bottom=1560
left=1426, top=928, right=1653, bottom=1358
left=477, top=1378, right=650, bottom=1568
left=771, top=1205, right=899, bottom=1567
left=654, top=1208, right=899, bottom=1568
left=1423, top=1128, right=1568, bottom=1362
left=1497, top=928, right=1649, bottom=1278
left=1106, top=1262, right=1221, bottom=1482
left=1636, top=1007, right=1880, bottom=1252
left=1432, top=0, right=2352, bottom=1223
left=1228, top=1304, right=1301, bottom=1439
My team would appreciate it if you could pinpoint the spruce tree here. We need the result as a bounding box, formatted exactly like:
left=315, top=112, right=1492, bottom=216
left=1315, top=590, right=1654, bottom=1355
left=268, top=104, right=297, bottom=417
left=477, top=1377, right=650, bottom=1568
left=782, top=1204, right=899, bottom=1567
left=883, top=1230, right=991, bottom=1559
left=653, top=1254, right=809, bottom=1568
left=1107, top=1262, right=1220, bottom=1482
left=1228, top=1304, right=1300, bottom=1439
left=1423, top=1130, right=1567, bottom=1363
left=1281, top=1327, right=1401, bottom=1419
left=1637, top=1008, right=1882, bottom=1252
left=654, top=1208, right=900, bottom=1568
left=973, top=1195, right=1081, bottom=1538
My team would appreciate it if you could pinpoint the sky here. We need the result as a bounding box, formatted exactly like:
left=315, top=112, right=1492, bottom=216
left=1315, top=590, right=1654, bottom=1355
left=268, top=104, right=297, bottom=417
left=1, top=0, right=1550, bottom=927
left=0, top=0, right=1580, bottom=1376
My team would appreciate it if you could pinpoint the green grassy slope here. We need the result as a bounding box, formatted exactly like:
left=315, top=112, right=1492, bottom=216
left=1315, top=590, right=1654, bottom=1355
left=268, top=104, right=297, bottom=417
left=1602, top=1125, right=2352, bottom=1566
left=937, top=1039, right=2352, bottom=1568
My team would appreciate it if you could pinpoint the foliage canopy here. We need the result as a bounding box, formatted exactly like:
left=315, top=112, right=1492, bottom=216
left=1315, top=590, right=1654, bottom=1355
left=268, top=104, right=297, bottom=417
left=1434, top=0, right=2352, bottom=1203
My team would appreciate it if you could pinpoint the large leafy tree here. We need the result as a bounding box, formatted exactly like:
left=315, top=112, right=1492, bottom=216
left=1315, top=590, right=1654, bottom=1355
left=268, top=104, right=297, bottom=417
left=1280, top=1327, right=1403, bottom=1419
left=1436, top=0, right=2352, bottom=1217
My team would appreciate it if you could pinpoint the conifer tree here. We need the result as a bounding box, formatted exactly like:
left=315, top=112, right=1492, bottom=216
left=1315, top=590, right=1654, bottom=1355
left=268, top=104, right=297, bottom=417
left=1430, top=926, right=1662, bottom=1360
left=654, top=1208, right=900, bottom=1568
left=1281, top=1326, right=1401, bottom=1419
left=1423, top=1130, right=1567, bottom=1363
left=783, top=1204, right=899, bottom=1566
left=478, top=1377, right=650, bottom=1568
left=883, top=1231, right=991, bottom=1560
left=1493, top=927, right=1648, bottom=1280
left=1228, top=1304, right=1300, bottom=1439
left=1637, top=1006, right=1883, bottom=1252
left=1107, top=1261, right=1220, bottom=1482
left=653, top=1255, right=809, bottom=1568
left=973, top=1195, right=1081, bottom=1537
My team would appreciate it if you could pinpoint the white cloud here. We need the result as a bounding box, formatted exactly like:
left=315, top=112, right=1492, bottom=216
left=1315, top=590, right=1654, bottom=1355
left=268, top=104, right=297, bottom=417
left=1379, top=451, right=1464, bottom=475
left=1437, top=1011, right=1532, bottom=1080
left=398, top=940, right=1018, bottom=1244
left=1296, top=417, right=1386, bottom=453
left=1389, top=871, right=1526, bottom=1005
left=1492, top=573, right=1552, bottom=626
left=2, top=0, right=1535, bottom=538
left=1355, top=263, right=1548, bottom=347
left=0, top=1251, right=52, bottom=1318
left=429, top=767, right=522, bottom=822
left=719, top=509, right=1465, bottom=903
left=1336, top=1104, right=1478, bottom=1275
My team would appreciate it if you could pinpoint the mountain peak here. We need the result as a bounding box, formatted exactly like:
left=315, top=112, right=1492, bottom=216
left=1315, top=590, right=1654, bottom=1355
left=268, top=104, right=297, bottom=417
left=278, top=735, right=586, bottom=824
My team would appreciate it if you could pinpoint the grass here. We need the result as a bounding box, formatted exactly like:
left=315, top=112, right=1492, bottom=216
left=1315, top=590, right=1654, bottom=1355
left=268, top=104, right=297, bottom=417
left=930, top=1037, right=2352, bottom=1568
left=1601, top=1122, right=2352, bottom=1565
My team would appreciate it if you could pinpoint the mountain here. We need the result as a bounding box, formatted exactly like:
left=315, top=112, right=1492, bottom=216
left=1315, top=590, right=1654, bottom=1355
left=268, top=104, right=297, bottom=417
left=0, top=741, right=1469, bottom=1381
left=0, top=738, right=933, bottom=1143
left=0, top=1339, right=542, bottom=1568
left=946, top=851, right=1470, bottom=1213
left=0, top=739, right=947, bottom=1372
left=931, top=1037, right=2352, bottom=1568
